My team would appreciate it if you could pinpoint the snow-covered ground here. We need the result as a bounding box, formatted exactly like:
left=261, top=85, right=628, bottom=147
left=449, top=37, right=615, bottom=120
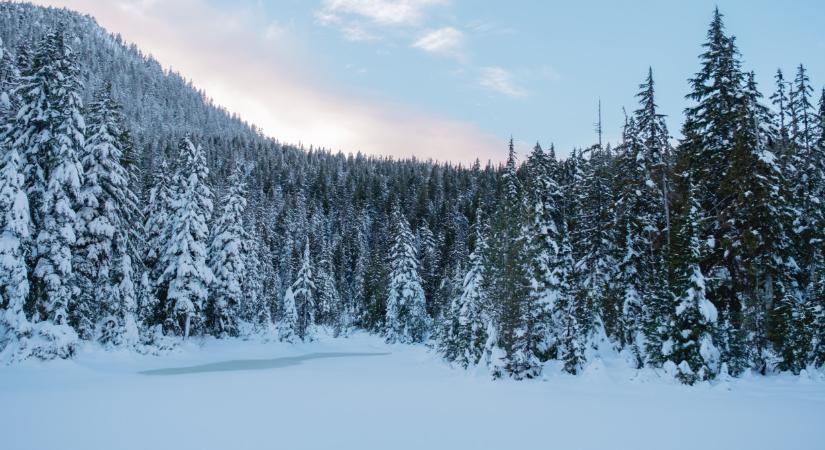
left=1, top=332, right=824, bottom=450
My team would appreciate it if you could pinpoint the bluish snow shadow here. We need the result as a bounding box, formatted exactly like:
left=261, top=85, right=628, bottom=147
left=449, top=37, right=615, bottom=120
left=140, top=352, right=391, bottom=376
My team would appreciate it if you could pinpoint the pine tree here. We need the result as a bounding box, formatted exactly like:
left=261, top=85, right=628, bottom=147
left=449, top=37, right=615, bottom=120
left=612, top=71, right=673, bottom=367
left=554, top=227, right=584, bottom=374
left=156, top=137, right=214, bottom=338
left=669, top=181, right=719, bottom=384
left=279, top=285, right=299, bottom=343
left=442, top=210, right=489, bottom=367
left=523, top=142, right=563, bottom=362
left=416, top=219, right=440, bottom=315
left=0, top=36, right=17, bottom=117
left=570, top=144, right=615, bottom=367
left=0, top=123, right=32, bottom=361
left=721, top=72, right=797, bottom=374
left=207, top=164, right=250, bottom=337
left=788, top=65, right=823, bottom=306
left=288, top=240, right=316, bottom=341
left=812, top=89, right=825, bottom=368
left=484, top=140, right=539, bottom=379
left=770, top=69, right=791, bottom=150
left=75, top=84, right=142, bottom=347
left=315, top=238, right=342, bottom=332
left=9, top=28, right=86, bottom=358
left=385, top=205, right=430, bottom=344
left=141, top=159, right=172, bottom=326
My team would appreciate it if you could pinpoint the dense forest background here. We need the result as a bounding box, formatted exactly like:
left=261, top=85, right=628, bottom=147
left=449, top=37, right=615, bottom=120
left=0, top=2, right=823, bottom=385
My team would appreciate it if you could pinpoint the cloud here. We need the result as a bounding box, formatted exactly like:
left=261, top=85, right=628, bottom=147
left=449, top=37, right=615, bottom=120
left=318, top=0, right=447, bottom=26
left=29, top=0, right=502, bottom=164
left=479, top=66, right=527, bottom=99
left=412, top=26, right=463, bottom=55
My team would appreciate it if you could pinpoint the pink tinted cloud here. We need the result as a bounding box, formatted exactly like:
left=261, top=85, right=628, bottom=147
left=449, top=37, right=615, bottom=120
left=31, top=0, right=504, bottom=164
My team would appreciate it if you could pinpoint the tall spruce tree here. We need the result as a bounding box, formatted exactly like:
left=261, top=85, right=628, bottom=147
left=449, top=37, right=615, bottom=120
left=722, top=73, right=798, bottom=374
left=0, top=115, right=32, bottom=361
left=141, top=159, right=172, bottom=326
left=677, top=8, right=751, bottom=373
left=524, top=142, right=563, bottom=362
left=385, top=205, right=430, bottom=344
left=156, top=137, right=214, bottom=338
left=484, top=140, right=540, bottom=379
left=283, top=241, right=316, bottom=341
left=207, top=164, right=251, bottom=337
left=669, top=180, right=719, bottom=384
left=75, top=84, right=142, bottom=347
left=8, top=28, right=86, bottom=358
left=441, top=209, right=489, bottom=367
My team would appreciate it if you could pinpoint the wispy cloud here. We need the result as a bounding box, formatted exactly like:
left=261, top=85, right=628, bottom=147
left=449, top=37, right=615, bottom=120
left=412, top=26, right=463, bottom=55
left=318, top=0, right=447, bottom=26
left=30, top=0, right=502, bottom=164
left=479, top=66, right=527, bottom=99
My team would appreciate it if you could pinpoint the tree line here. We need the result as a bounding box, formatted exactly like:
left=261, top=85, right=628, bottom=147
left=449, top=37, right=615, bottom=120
left=0, top=4, right=823, bottom=384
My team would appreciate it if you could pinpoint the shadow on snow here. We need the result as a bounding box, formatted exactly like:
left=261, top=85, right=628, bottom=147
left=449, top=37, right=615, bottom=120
left=139, top=352, right=392, bottom=376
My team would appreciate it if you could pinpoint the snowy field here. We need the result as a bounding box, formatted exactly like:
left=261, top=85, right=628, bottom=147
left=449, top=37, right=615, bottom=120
left=1, top=333, right=824, bottom=450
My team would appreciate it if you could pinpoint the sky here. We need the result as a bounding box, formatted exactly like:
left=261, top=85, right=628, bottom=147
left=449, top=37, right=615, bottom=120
left=28, top=0, right=825, bottom=164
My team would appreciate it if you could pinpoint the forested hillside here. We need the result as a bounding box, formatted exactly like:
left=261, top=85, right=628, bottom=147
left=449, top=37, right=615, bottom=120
left=0, top=3, right=823, bottom=385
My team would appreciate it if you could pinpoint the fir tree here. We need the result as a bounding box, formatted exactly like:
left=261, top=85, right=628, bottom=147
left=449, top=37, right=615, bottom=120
left=722, top=73, right=797, bottom=374
left=141, top=159, right=172, bottom=325
left=75, top=83, right=141, bottom=347
left=156, top=137, right=214, bottom=338
left=385, top=205, right=430, bottom=344
left=0, top=36, right=17, bottom=117
left=9, top=28, right=86, bottom=358
left=553, top=219, right=584, bottom=374
left=669, top=181, right=719, bottom=384
left=484, top=140, right=540, bottom=379
left=442, top=210, right=489, bottom=367
left=315, top=238, right=342, bottom=332
left=207, top=164, right=250, bottom=337
left=288, top=240, right=316, bottom=341
left=523, top=142, right=563, bottom=362
left=0, top=124, right=32, bottom=361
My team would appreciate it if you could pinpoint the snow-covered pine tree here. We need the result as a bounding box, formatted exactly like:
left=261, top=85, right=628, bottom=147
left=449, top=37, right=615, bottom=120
left=141, top=159, right=172, bottom=327
left=207, top=163, right=250, bottom=337
left=279, top=285, right=298, bottom=343
left=385, top=205, right=430, bottom=344
left=553, top=224, right=584, bottom=374
left=676, top=8, right=751, bottom=373
left=0, top=36, right=17, bottom=117
left=812, top=89, right=825, bottom=368
left=614, top=111, right=662, bottom=367
left=786, top=65, right=824, bottom=371
left=523, top=142, right=563, bottom=362
left=288, top=240, right=316, bottom=341
left=416, top=219, right=441, bottom=315
left=0, top=112, right=32, bottom=362
left=441, top=209, right=489, bottom=367
left=156, top=137, right=214, bottom=338
left=770, top=69, right=791, bottom=150
left=75, top=83, right=142, bottom=347
left=669, top=180, right=719, bottom=384
left=570, top=143, right=615, bottom=367
left=8, top=28, right=86, bottom=358
left=315, top=238, right=342, bottom=333
left=241, top=213, right=276, bottom=338
left=720, top=72, right=797, bottom=374
left=484, top=140, right=540, bottom=379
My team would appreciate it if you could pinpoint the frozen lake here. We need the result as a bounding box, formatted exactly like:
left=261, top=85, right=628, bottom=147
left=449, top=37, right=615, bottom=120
left=1, top=332, right=823, bottom=450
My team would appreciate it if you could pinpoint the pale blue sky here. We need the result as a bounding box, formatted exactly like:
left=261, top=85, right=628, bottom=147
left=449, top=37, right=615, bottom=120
left=38, top=0, right=825, bottom=162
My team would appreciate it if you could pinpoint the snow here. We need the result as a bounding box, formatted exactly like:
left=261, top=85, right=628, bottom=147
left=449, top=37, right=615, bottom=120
left=1, top=332, right=823, bottom=450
